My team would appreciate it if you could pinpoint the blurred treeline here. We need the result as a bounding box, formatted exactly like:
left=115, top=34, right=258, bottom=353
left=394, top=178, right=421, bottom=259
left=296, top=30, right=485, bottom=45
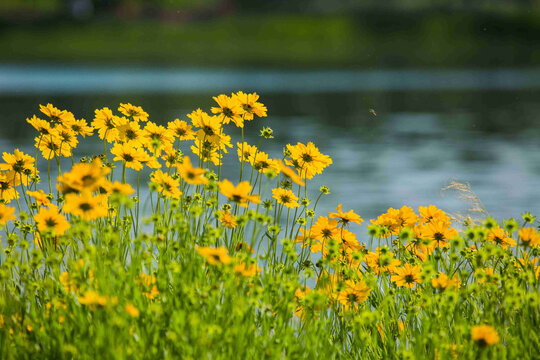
left=1, top=0, right=539, bottom=68
left=1, top=0, right=539, bottom=21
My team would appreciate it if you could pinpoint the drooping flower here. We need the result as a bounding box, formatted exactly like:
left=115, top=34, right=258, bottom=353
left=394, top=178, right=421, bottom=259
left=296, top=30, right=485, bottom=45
left=218, top=179, right=260, bottom=207
left=276, top=160, right=304, bottom=186
left=27, top=115, right=52, bottom=136
left=40, top=103, right=68, bottom=123
left=329, top=204, right=363, bottom=227
left=27, top=190, right=51, bottom=207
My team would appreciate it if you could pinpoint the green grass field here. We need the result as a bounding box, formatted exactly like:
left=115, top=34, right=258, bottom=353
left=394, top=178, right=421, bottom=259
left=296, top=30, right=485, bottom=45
left=0, top=96, right=538, bottom=358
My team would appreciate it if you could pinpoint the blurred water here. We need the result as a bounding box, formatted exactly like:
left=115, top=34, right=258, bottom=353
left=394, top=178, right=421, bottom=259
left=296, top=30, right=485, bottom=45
left=1, top=66, right=539, bottom=223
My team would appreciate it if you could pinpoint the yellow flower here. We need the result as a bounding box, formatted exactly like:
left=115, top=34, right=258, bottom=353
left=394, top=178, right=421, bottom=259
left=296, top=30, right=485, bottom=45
left=310, top=216, right=339, bottom=242
left=34, top=205, right=70, bottom=235
left=234, top=261, right=261, bottom=277
left=78, top=291, right=108, bottom=307
left=285, top=142, right=332, bottom=180
left=35, top=134, right=72, bottom=159
left=329, top=204, right=363, bottom=227
left=336, top=280, right=371, bottom=310
left=487, top=227, right=516, bottom=249
left=232, top=91, right=267, bottom=121
left=191, top=141, right=222, bottom=166
left=143, top=121, right=174, bottom=154
left=419, top=205, right=451, bottom=226
left=40, top=103, right=68, bottom=123
left=140, top=150, right=162, bottom=170
left=151, top=170, right=182, bottom=199
left=431, top=273, right=461, bottom=291
left=63, top=192, right=108, bottom=220
left=51, top=126, right=78, bottom=152
left=277, top=160, right=304, bottom=186
left=57, top=158, right=110, bottom=194
left=364, top=248, right=401, bottom=275
left=187, top=109, right=222, bottom=137
left=0, top=149, right=37, bottom=185
left=125, top=304, right=140, bottom=318
left=211, top=94, right=243, bottom=127
left=238, top=142, right=258, bottom=163
left=471, top=325, right=499, bottom=347
left=104, top=181, right=135, bottom=196
left=92, top=108, right=118, bottom=142
left=252, top=151, right=279, bottom=174
left=420, top=221, right=458, bottom=248
left=0, top=172, right=19, bottom=204
left=168, top=119, right=196, bottom=141
left=27, top=189, right=51, bottom=207
left=115, top=117, right=146, bottom=147
left=111, top=143, right=146, bottom=171
left=272, top=188, right=299, bottom=208
left=66, top=118, right=94, bottom=137
left=391, top=263, right=423, bottom=289
left=219, top=210, right=237, bottom=229
left=177, top=156, right=208, bottom=185
left=27, top=115, right=52, bottom=136
left=0, top=204, right=16, bottom=225
left=118, top=103, right=148, bottom=122
left=161, top=146, right=183, bottom=168
left=138, top=273, right=159, bottom=300
left=518, top=227, right=540, bottom=247
left=218, top=179, right=260, bottom=207
left=196, top=246, right=232, bottom=265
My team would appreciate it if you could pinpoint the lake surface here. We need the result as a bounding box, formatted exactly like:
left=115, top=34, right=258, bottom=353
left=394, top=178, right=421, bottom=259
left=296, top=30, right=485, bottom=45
left=1, top=65, right=539, bottom=224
